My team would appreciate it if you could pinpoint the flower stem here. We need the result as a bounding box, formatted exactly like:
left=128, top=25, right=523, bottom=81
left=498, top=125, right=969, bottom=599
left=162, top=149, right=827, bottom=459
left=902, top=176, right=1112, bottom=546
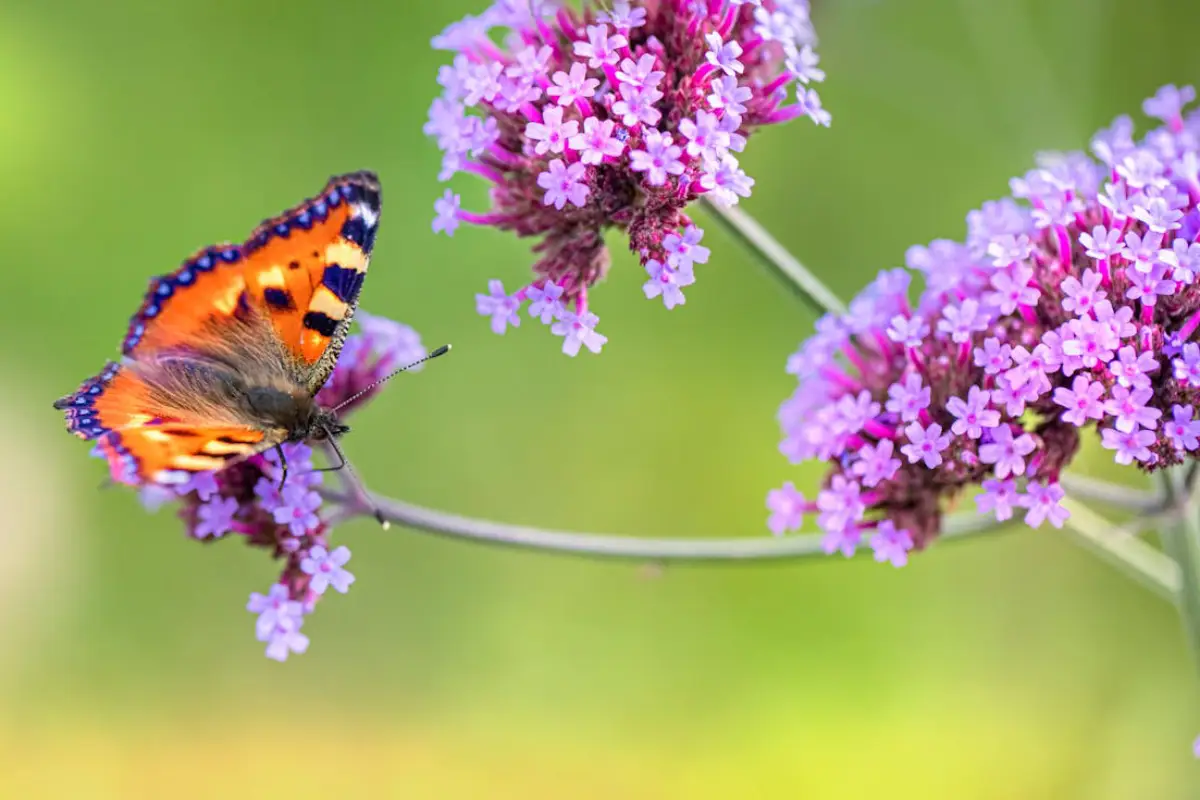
left=1159, top=468, right=1200, bottom=675
left=357, top=493, right=1004, bottom=563
left=1059, top=473, right=1162, bottom=512
left=1059, top=495, right=1180, bottom=604
left=700, top=198, right=848, bottom=317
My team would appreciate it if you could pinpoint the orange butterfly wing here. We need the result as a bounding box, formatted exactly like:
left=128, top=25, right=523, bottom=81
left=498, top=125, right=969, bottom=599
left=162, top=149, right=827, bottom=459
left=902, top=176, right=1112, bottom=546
left=94, top=424, right=268, bottom=486
left=55, top=172, right=383, bottom=485
left=119, top=244, right=247, bottom=357
left=55, top=359, right=272, bottom=484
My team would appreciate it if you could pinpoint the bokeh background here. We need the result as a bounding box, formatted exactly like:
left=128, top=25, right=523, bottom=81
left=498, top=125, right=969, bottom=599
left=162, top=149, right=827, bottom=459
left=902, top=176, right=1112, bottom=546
left=3, top=0, right=1199, bottom=796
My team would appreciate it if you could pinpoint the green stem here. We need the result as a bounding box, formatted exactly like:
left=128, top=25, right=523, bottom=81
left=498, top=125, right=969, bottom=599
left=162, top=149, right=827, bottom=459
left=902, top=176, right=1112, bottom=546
left=1059, top=496, right=1179, bottom=604
left=701, top=199, right=848, bottom=317
left=357, top=493, right=1004, bottom=562
left=1160, top=469, right=1200, bottom=675
left=1058, top=473, right=1161, bottom=512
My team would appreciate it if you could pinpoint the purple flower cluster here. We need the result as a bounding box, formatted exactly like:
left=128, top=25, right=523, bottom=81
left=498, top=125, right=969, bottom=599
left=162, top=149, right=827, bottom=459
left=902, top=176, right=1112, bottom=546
left=425, top=0, right=828, bottom=354
left=769, top=85, right=1200, bottom=562
left=133, top=312, right=426, bottom=660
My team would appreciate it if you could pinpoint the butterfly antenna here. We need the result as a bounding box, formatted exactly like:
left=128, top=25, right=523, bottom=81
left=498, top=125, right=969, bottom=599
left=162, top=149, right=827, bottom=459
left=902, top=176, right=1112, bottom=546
left=323, top=432, right=390, bottom=529
left=330, top=344, right=452, bottom=414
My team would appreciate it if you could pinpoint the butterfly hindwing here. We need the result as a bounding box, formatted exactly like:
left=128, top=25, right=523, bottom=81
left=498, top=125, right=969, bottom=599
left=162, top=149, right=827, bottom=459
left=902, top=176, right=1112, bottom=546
left=56, top=362, right=279, bottom=485
left=56, top=314, right=292, bottom=484
left=94, top=424, right=273, bottom=486
left=240, top=171, right=381, bottom=393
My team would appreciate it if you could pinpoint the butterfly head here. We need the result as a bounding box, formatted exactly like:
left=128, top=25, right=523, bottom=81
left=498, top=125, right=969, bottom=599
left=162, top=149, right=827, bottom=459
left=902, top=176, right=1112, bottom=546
left=243, top=386, right=347, bottom=444
left=306, top=411, right=350, bottom=442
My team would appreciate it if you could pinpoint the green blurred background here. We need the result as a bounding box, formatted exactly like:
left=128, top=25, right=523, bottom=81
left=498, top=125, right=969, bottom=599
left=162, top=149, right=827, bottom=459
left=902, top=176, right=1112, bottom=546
left=2, top=0, right=1199, bottom=796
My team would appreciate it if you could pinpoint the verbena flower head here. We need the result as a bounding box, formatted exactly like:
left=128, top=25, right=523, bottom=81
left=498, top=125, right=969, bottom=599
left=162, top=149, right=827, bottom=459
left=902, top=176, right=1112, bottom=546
left=122, top=313, right=425, bottom=660
left=425, top=0, right=828, bottom=354
left=769, top=85, right=1200, bottom=562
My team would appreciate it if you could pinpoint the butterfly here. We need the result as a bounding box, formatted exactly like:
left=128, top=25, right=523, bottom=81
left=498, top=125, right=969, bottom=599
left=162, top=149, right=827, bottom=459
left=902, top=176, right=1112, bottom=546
left=54, top=171, right=389, bottom=488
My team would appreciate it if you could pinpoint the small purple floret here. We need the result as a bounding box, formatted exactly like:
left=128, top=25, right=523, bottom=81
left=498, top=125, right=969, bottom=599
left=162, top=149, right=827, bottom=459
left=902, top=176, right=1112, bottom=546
left=300, top=545, right=356, bottom=595
left=194, top=495, right=239, bottom=539
left=766, top=481, right=807, bottom=535
left=272, top=485, right=323, bottom=538
left=869, top=520, right=914, bottom=567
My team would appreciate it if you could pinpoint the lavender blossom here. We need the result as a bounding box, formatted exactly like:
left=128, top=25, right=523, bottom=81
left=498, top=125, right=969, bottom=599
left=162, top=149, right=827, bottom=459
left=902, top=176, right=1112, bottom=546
left=771, top=85, right=1200, bottom=560
left=193, top=496, right=239, bottom=540
left=300, top=545, right=356, bottom=595
left=766, top=481, right=807, bottom=535
left=869, top=520, right=913, bottom=567
left=425, top=0, right=828, bottom=354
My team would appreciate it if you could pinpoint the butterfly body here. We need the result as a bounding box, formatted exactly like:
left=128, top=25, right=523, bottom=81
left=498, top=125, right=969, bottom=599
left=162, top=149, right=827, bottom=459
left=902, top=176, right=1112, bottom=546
left=55, top=172, right=381, bottom=486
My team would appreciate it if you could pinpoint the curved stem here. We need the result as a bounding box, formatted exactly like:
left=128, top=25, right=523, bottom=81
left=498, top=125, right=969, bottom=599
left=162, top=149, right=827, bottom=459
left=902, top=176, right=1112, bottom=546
left=1160, top=469, right=1200, bottom=675
left=700, top=198, right=848, bottom=317
left=1058, top=473, right=1161, bottom=512
left=1059, top=495, right=1180, bottom=604
left=357, top=492, right=1004, bottom=562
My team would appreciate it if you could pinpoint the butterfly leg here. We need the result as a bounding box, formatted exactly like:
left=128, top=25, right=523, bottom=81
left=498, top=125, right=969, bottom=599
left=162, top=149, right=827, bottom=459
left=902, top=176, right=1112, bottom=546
left=274, top=443, right=289, bottom=490
left=313, top=441, right=347, bottom=473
